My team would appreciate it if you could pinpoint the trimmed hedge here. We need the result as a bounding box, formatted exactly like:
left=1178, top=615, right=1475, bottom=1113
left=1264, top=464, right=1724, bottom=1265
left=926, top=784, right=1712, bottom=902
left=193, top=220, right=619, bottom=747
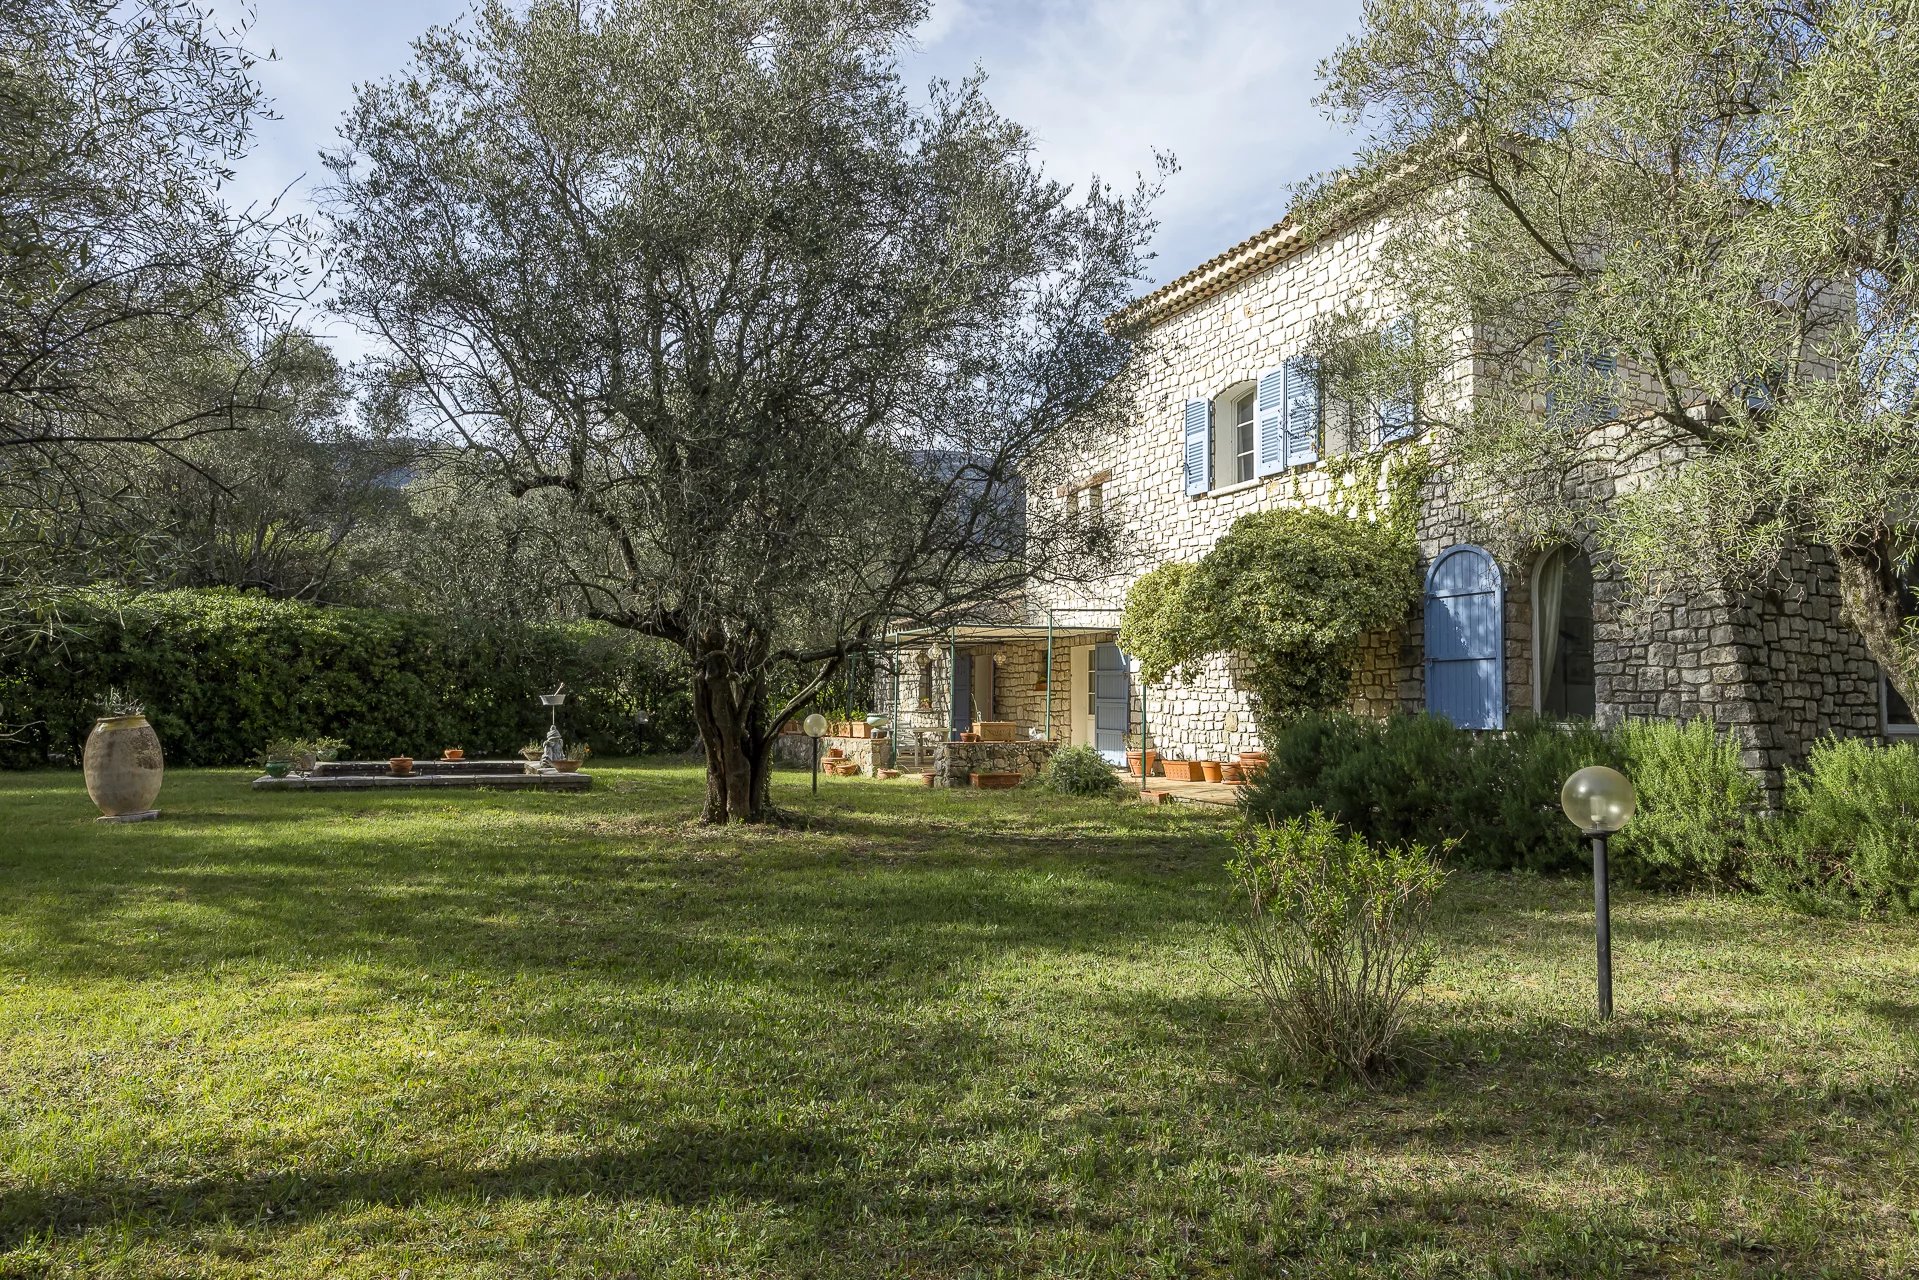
left=1, top=589, right=695, bottom=767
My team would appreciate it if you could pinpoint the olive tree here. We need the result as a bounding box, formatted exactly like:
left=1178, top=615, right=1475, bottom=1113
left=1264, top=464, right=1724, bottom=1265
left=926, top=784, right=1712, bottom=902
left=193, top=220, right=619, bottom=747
left=1, top=0, right=309, bottom=619
left=1310, top=0, right=1919, bottom=706
left=325, top=0, right=1157, bottom=822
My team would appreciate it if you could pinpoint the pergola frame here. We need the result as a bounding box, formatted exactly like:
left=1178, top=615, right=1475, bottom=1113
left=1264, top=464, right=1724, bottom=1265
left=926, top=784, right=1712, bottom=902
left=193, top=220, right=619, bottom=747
left=882, top=609, right=1126, bottom=764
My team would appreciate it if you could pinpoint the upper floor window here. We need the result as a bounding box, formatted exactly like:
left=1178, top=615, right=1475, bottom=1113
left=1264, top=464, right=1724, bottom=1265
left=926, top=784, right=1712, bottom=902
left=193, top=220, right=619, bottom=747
left=1184, top=365, right=1319, bottom=496
left=1231, top=390, right=1256, bottom=484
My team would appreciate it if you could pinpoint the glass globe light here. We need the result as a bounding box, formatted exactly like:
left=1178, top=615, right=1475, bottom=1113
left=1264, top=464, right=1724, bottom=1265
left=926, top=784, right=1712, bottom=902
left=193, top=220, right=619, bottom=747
left=802, top=712, right=828, bottom=738
left=1560, top=765, right=1636, bottom=835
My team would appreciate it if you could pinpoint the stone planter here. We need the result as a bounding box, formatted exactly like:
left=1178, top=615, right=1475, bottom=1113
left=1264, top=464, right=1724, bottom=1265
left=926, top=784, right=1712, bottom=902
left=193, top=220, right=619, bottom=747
left=84, top=714, right=164, bottom=820
left=974, top=720, right=1016, bottom=743
left=1200, top=760, right=1224, bottom=783
left=970, top=771, right=1022, bottom=790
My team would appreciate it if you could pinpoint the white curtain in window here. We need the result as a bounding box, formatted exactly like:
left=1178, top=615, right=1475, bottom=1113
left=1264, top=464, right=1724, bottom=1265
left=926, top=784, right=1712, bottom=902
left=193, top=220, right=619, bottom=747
left=1535, top=547, right=1568, bottom=708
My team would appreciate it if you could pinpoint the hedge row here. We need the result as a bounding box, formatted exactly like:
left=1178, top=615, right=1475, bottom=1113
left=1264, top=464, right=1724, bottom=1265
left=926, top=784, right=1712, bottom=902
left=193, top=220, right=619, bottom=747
left=1243, top=712, right=1919, bottom=916
left=1, top=589, right=696, bottom=768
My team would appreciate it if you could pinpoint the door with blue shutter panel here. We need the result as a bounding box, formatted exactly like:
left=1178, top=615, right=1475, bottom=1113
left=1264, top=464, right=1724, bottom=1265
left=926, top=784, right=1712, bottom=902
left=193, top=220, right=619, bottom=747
left=1424, top=544, right=1505, bottom=730
left=1254, top=369, right=1286, bottom=478
left=1183, top=399, right=1209, bottom=495
left=1283, top=355, right=1319, bottom=467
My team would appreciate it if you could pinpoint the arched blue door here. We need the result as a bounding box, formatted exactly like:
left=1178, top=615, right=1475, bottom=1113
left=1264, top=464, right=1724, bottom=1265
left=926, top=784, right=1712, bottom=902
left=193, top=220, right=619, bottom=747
left=1425, top=545, right=1505, bottom=730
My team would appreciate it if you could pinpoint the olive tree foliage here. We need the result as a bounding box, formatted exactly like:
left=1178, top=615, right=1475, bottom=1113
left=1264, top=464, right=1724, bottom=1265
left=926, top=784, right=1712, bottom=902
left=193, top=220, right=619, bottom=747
left=1308, top=0, right=1919, bottom=707
left=325, top=0, right=1158, bottom=822
left=0, top=0, right=311, bottom=619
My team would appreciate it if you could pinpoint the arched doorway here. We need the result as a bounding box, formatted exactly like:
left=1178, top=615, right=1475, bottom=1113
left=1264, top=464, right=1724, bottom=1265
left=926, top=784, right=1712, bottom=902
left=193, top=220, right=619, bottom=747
left=1534, top=546, right=1596, bottom=719
left=1425, top=544, right=1505, bottom=730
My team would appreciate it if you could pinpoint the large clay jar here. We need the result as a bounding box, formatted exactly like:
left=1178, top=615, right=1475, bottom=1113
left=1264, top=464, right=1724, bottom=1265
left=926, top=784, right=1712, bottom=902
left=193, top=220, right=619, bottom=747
left=84, top=714, right=165, bottom=818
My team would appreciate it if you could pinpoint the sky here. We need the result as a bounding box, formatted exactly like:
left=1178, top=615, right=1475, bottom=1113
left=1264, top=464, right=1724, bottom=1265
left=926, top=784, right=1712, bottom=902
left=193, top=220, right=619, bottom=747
left=232, top=0, right=1369, bottom=358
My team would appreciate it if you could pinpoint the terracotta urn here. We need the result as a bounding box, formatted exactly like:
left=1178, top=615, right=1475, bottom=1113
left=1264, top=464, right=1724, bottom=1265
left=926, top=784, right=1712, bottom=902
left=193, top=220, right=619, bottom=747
left=84, top=714, right=164, bottom=820
left=389, top=756, right=415, bottom=776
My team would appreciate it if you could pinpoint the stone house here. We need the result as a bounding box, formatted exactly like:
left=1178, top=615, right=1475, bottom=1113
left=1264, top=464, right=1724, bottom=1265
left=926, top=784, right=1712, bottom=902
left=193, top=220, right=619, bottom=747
left=862, top=179, right=1903, bottom=794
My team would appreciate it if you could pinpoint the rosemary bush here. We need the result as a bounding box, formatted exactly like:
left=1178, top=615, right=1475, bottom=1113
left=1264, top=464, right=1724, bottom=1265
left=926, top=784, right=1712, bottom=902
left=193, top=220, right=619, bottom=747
left=1226, top=811, right=1447, bottom=1084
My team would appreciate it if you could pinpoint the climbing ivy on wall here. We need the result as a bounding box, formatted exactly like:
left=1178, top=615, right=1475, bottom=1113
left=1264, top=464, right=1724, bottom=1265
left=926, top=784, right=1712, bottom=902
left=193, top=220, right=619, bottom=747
left=1120, top=451, right=1429, bottom=725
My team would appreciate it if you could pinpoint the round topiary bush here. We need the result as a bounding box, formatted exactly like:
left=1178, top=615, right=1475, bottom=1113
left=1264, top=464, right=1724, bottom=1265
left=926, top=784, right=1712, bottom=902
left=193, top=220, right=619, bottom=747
left=1042, top=744, right=1119, bottom=796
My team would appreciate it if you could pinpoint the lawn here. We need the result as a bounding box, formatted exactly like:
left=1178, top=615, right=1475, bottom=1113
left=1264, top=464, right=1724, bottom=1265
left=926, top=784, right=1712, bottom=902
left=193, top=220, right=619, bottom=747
left=2, top=763, right=1915, bottom=1278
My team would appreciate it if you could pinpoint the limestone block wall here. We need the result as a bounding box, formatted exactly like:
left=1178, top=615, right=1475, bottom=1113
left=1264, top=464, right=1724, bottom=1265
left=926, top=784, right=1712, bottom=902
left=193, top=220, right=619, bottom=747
left=933, top=739, right=1058, bottom=785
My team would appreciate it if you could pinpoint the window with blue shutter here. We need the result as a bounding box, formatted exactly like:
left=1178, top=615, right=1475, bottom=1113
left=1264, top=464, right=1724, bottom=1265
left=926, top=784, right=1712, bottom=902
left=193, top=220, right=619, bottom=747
left=1546, top=329, right=1616, bottom=427
left=1424, top=544, right=1505, bottom=730
left=1183, top=399, right=1209, bottom=495
left=1376, top=314, right=1417, bottom=444
left=1254, top=369, right=1286, bottom=478
left=1283, top=355, right=1320, bottom=467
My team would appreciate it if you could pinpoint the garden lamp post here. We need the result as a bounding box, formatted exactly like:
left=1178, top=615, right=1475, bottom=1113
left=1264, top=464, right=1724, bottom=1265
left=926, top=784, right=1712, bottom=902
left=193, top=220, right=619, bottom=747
left=1559, top=765, right=1637, bottom=1020
left=803, top=712, right=828, bottom=795
left=633, top=707, right=650, bottom=755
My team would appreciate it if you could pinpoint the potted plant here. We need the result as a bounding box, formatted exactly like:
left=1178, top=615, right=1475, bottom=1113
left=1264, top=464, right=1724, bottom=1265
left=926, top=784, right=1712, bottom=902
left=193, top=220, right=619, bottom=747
left=443, top=746, right=465, bottom=761
left=310, top=737, right=347, bottom=763
left=1125, top=732, right=1159, bottom=778
left=555, top=744, right=592, bottom=773
left=256, top=736, right=301, bottom=779
left=1200, top=759, right=1224, bottom=783
left=389, top=755, right=415, bottom=777
left=1220, top=760, right=1245, bottom=784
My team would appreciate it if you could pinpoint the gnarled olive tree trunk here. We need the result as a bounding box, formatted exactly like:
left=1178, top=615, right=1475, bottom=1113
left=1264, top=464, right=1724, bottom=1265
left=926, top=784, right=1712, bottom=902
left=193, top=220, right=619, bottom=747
left=688, top=661, right=777, bottom=824
left=1835, top=531, right=1919, bottom=716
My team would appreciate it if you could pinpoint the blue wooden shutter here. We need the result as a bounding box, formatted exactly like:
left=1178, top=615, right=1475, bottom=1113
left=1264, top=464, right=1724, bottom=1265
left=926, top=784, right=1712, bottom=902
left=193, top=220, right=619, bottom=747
left=1253, top=370, right=1285, bottom=478
left=1183, top=399, right=1209, bottom=495
left=1587, top=349, right=1616, bottom=422
left=1377, top=314, right=1416, bottom=443
left=1543, top=331, right=1559, bottom=420
left=1424, top=545, right=1505, bottom=730
left=1283, top=355, right=1320, bottom=467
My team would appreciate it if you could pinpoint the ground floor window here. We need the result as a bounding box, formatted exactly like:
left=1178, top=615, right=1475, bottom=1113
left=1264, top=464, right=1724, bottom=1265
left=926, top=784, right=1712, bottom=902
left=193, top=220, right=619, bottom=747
left=1534, top=546, right=1596, bottom=719
left=1884, top=573, right=1919, bottom=735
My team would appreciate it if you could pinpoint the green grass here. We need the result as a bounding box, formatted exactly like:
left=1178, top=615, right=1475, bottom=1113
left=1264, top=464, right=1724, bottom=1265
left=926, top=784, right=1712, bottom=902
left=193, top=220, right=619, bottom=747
left=2, top=762, right=1915, bottom=1278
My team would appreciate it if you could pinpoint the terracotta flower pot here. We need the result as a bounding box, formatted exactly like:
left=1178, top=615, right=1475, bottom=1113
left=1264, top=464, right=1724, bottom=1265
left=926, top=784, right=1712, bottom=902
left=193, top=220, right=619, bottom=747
left=1200, top=760, right=1224, bottom=783
left=555, top=759, right=582, bottom=773
left=1125, top=749, right=1160, bottom=777
left=388, top=756, right=414, bottom=776
left=1220, top=761, right=1244, bottom=784
left=443, top=748, right=464, bottom=761
left=84, top=714, right=164, bottom=819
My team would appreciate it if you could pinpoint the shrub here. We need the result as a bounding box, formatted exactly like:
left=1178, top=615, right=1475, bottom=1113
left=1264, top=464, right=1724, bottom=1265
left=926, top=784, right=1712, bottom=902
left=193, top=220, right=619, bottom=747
left=1120, top=506, right=1420, bottom=722
left=1226, top=811, right=1447, bottom=1084
left=1458, top=714, right=1619, bottom=874
left=0, top=588, right=696, bottom=767
left=1755, top=737, right=1919, bottom=917
left=1041, top=744, right=1119, bottom=796
left=1613, top=718, right=1758, bottom=889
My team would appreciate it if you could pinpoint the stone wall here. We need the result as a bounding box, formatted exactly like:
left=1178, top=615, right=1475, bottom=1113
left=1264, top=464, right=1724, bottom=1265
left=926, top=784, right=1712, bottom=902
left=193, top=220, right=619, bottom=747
left=932, top=739, right=1057, bottom=786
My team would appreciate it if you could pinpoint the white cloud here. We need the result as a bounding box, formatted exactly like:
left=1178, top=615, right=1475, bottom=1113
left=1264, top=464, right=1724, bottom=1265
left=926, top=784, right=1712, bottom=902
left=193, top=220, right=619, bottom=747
left=904, top=0, right=1366, bottom=284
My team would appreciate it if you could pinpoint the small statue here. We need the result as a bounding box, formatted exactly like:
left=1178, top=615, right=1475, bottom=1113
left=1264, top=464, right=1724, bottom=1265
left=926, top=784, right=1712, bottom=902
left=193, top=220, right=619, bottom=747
left=541, top=724, right=567, bottom=768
